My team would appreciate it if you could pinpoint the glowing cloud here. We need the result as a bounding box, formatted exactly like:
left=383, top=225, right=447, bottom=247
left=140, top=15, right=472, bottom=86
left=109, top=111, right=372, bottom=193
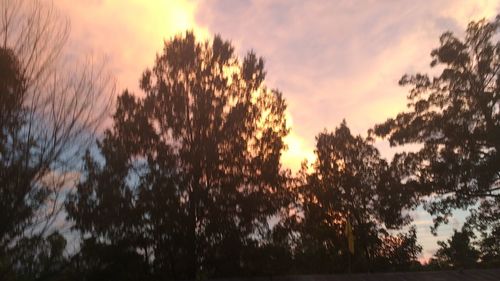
left=282, top=111, right=316, bottom=172
left=54, top=0, right=209, bottom=92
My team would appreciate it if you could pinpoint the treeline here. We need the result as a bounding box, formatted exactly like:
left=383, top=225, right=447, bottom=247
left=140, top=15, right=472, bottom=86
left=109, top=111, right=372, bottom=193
left=0, top=1, right=499, bottom=280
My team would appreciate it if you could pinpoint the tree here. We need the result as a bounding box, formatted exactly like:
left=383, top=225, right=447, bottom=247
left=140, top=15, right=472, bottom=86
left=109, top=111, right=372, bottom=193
left=476, top=226, right=500, bottom=267
left=0, top=0, right=114, bottom=279
left=296, top=121, right=420, bottom=273
left=7, top=232, right=68, bottom=281
left=374, top=226, right=422, bottom=271
left=466, top=202, right=500, bottom=267
left=433, top=227, right=479, bottom=269
left=374, top=17, right=500, bottom=234
left=67, top=32, right=290, bottom=279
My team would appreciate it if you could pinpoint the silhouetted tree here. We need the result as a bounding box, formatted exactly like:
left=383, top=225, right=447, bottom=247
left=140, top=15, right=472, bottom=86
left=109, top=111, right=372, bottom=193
left=0, top=0, right=114, bottom=279
left=466, top=203, right=500, bottom=267
left=67, top=32, right=290, bottom=279
left=296, top=121, right=420, bottom=273
left=6, top=231, right=68, bottom=281
left=374, top=17, right=500, bottom=235
left=433, top=227, right=479, bottom=269
left=374, top=226, right=422, bottom=271
left=477, top=226, right=500, bottom=267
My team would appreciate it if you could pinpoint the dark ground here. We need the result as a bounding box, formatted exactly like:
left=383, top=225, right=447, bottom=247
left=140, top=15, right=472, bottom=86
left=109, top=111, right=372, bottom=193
left=214, top=269, right=500, bottom=281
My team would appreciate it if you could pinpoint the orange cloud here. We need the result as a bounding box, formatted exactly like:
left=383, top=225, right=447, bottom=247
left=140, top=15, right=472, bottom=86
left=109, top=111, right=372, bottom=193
left=282, top=112, right=316, bottom=172
left=441, top=0, right=499, bottom=26
left=54, top=0, right=209, bottom=92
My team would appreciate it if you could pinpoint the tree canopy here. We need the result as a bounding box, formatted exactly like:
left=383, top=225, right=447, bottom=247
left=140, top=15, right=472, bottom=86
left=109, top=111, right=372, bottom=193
left=295, top=121, right=421, bottom=273
left=375, top=17, right=500, bottom=232
left=431, top=227, right=479, bottom=269
left=67, top=32, right=290, bottom=279
left=2, top=2, right=500, bottom=279
left=0, top=0, right=113, bottom=279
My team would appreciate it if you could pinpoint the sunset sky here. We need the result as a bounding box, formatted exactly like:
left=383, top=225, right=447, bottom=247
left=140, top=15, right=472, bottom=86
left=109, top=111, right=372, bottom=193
left=53, top=0, right=499, bottom=262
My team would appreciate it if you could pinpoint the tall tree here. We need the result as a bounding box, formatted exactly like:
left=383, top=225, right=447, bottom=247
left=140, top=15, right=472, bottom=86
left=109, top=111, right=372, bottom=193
left=0, top=0, right=114, bottom=279
left=466, top=202, right=500, bottom=267
left=296, top=121, right=420, bottom=273
left=374, top=17, right=500, bottom=233
left=432, top=227, right=479, bottom=269
left=67, top=32, right=290, bottom=279
left=373, top=226, right=422, bottom=271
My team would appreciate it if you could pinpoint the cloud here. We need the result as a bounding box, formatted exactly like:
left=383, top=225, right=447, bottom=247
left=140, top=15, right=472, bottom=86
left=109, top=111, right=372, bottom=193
left=194, top=0, right=500, bottom=168
left=54, top=0, right=499, bottom=169
left=282, top=112, right=316, bottom=172
left=54, top=0, right=209, bottom=92
left=441, top=0, right=499, bottom=27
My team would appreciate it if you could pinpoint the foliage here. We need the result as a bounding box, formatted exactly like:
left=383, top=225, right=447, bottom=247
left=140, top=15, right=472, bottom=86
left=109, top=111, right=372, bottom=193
left=2, top=1, right=500, bottom=278
left=374, top=16, right=500, bottom=232
left=67, top=32, right=290, bottom=279
left=0, top=0, right=113, bottom=280
left=467, top=202, right=500, bottom=267
left=433, top=227, right=479, bottom=269
left=295, top=121, right=421, bottom=273
left=373, top=227, right=422, bottom=271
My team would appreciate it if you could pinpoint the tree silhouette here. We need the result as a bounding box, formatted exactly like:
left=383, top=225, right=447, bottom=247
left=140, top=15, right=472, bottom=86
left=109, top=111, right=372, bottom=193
left=432, top=227, right=479, bottom=269
left=6, top=1, right=500, bottom=277
left=296, top=121, right=420, bottom=273
left=466, top=201, right=500, bottom=267
left=374, top=226, right=422, bottom=271
left=0, top=0, right=114, bottom=279
left=67, top=32, right=290, bottom=279
left=375, top=17, right=500, bottom=234
left=476, top=224, right=500, bottom=267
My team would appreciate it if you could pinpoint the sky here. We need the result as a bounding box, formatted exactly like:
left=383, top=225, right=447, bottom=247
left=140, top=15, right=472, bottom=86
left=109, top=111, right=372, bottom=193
left=53, top=0, right=500, bottom=262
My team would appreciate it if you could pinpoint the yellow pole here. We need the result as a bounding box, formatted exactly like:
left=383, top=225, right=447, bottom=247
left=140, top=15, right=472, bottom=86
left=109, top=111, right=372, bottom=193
left=346, top=215, right=354, bottom=273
